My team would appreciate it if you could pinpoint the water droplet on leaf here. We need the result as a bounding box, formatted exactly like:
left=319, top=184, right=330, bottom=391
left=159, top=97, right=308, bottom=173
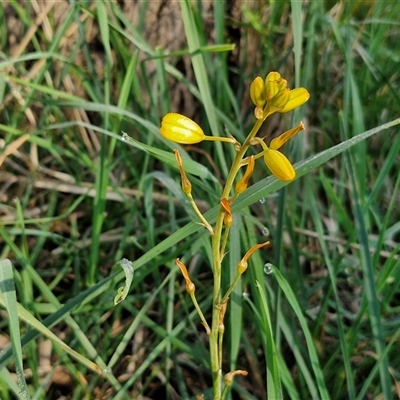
left=263, top=263, right=274, bottom=275
left=259, top=197, right=266, bottom=204
left=19, top=390, right=30, bottom=400
left=261, top=226, right=269, bottom=236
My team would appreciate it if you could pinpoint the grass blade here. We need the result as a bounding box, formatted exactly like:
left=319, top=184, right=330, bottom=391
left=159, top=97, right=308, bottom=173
left=272, top=266, right=330, bottom=400
left=344, top=138, right=392, bottom=399
left=0, top=259, right=30, bottom=399
left=255, top=280, right=283, bottom=400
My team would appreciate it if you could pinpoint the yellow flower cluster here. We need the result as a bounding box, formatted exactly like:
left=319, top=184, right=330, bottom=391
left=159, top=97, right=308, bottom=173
left=158, top=74, right=310, bottom=393
left=159, top=71, right=309, bottom=183
left=250, top=71, right=309, bottom=119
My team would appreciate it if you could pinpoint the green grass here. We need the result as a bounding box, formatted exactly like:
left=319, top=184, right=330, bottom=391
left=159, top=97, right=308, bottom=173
left=1, top=1, right=400, bottom=399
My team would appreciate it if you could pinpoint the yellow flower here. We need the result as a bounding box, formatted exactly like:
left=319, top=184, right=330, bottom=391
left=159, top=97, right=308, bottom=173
left=160, top=113, right=237, bottom=145
left=251, top=71, right=310, bottom=118
left=160, top=113, right=205, bottom=144
left=265, top=71, right=283, bottom=100
left=268, top=88, right=291, bottom=112
left=263, top=148, right=296, bottom=182
left=250, top=77, right=266, bottom=107
left=279, top=88, right=310, bottom=113
left=255, top=122, right=305, bottom=182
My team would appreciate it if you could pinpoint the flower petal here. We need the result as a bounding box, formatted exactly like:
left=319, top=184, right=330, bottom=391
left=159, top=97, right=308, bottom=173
left=265, top=71, right=281, bottom=84
left=268, top=89, right=290, bottom=111
left=279, top=88, right=310, bottom=113
left=264, top=148, right=296, bottom=181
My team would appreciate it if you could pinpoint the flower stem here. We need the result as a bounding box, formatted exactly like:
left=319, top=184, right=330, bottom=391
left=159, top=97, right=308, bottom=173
left=209, top=118, right=264, bottom=399
left=219, top=226, right=230, bottom=260
left=189, top=292, right=211, bottom=334
left=187, top=192, right=214, bottom=234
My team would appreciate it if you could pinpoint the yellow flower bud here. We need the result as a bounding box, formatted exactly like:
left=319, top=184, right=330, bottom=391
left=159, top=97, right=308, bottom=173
left=277, top=78, right=288, bottom=91
left=265, top=71, right=281, bottom=83
left=265, top=71, right=282, bottom=100
left=269, top=121, right=305, bottom=150
left=160, top=113, right=237, bottom=145
left=280, top=88, right=310, bottom=113
left=250, top=76, right=266, bottom=107
left=269, top=88, right=290, bottom=111
left=265, top=81, right=280, bottom=101
left=160, top=113, right=205, bottom=144
left=263, top=147, right=296, bottom=181
left=254, top=106, right=264, bottom=120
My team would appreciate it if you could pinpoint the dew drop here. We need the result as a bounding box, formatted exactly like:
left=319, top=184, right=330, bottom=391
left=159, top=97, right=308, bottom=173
left=263, top=263, right=274, bottom=275
left=121, top=132, right=129, bottom=142
left=103, top=367, right=112, bottom=375
left=261, top=226, right=269, bottom=236
left=16, top=372, right=29, bottom=400
left=19, top=390, right=30, bottom=400
left=259, top=197, right=266, bottom=204
left=242, top=292, right=250, bottom=299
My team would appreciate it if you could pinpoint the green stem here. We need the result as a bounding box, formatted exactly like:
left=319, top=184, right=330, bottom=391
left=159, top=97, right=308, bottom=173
left=221, top=384, right=230, bottom=400
left=219, top=226, right=230, bottom=259
left=187, top=192, right=214, bottom=234
left=220, top=272, right=242, bottom=305
left=218, top=328, right=224, bottom=370
left=189, top=292, right=211, bottom=334
left=209, top=118, right=264, bottom=399
left=204, top=135, right=238, bottom=145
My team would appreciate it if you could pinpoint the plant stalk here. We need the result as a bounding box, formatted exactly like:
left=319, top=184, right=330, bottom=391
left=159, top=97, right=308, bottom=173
left=209, top=118, right=263, bottom=399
